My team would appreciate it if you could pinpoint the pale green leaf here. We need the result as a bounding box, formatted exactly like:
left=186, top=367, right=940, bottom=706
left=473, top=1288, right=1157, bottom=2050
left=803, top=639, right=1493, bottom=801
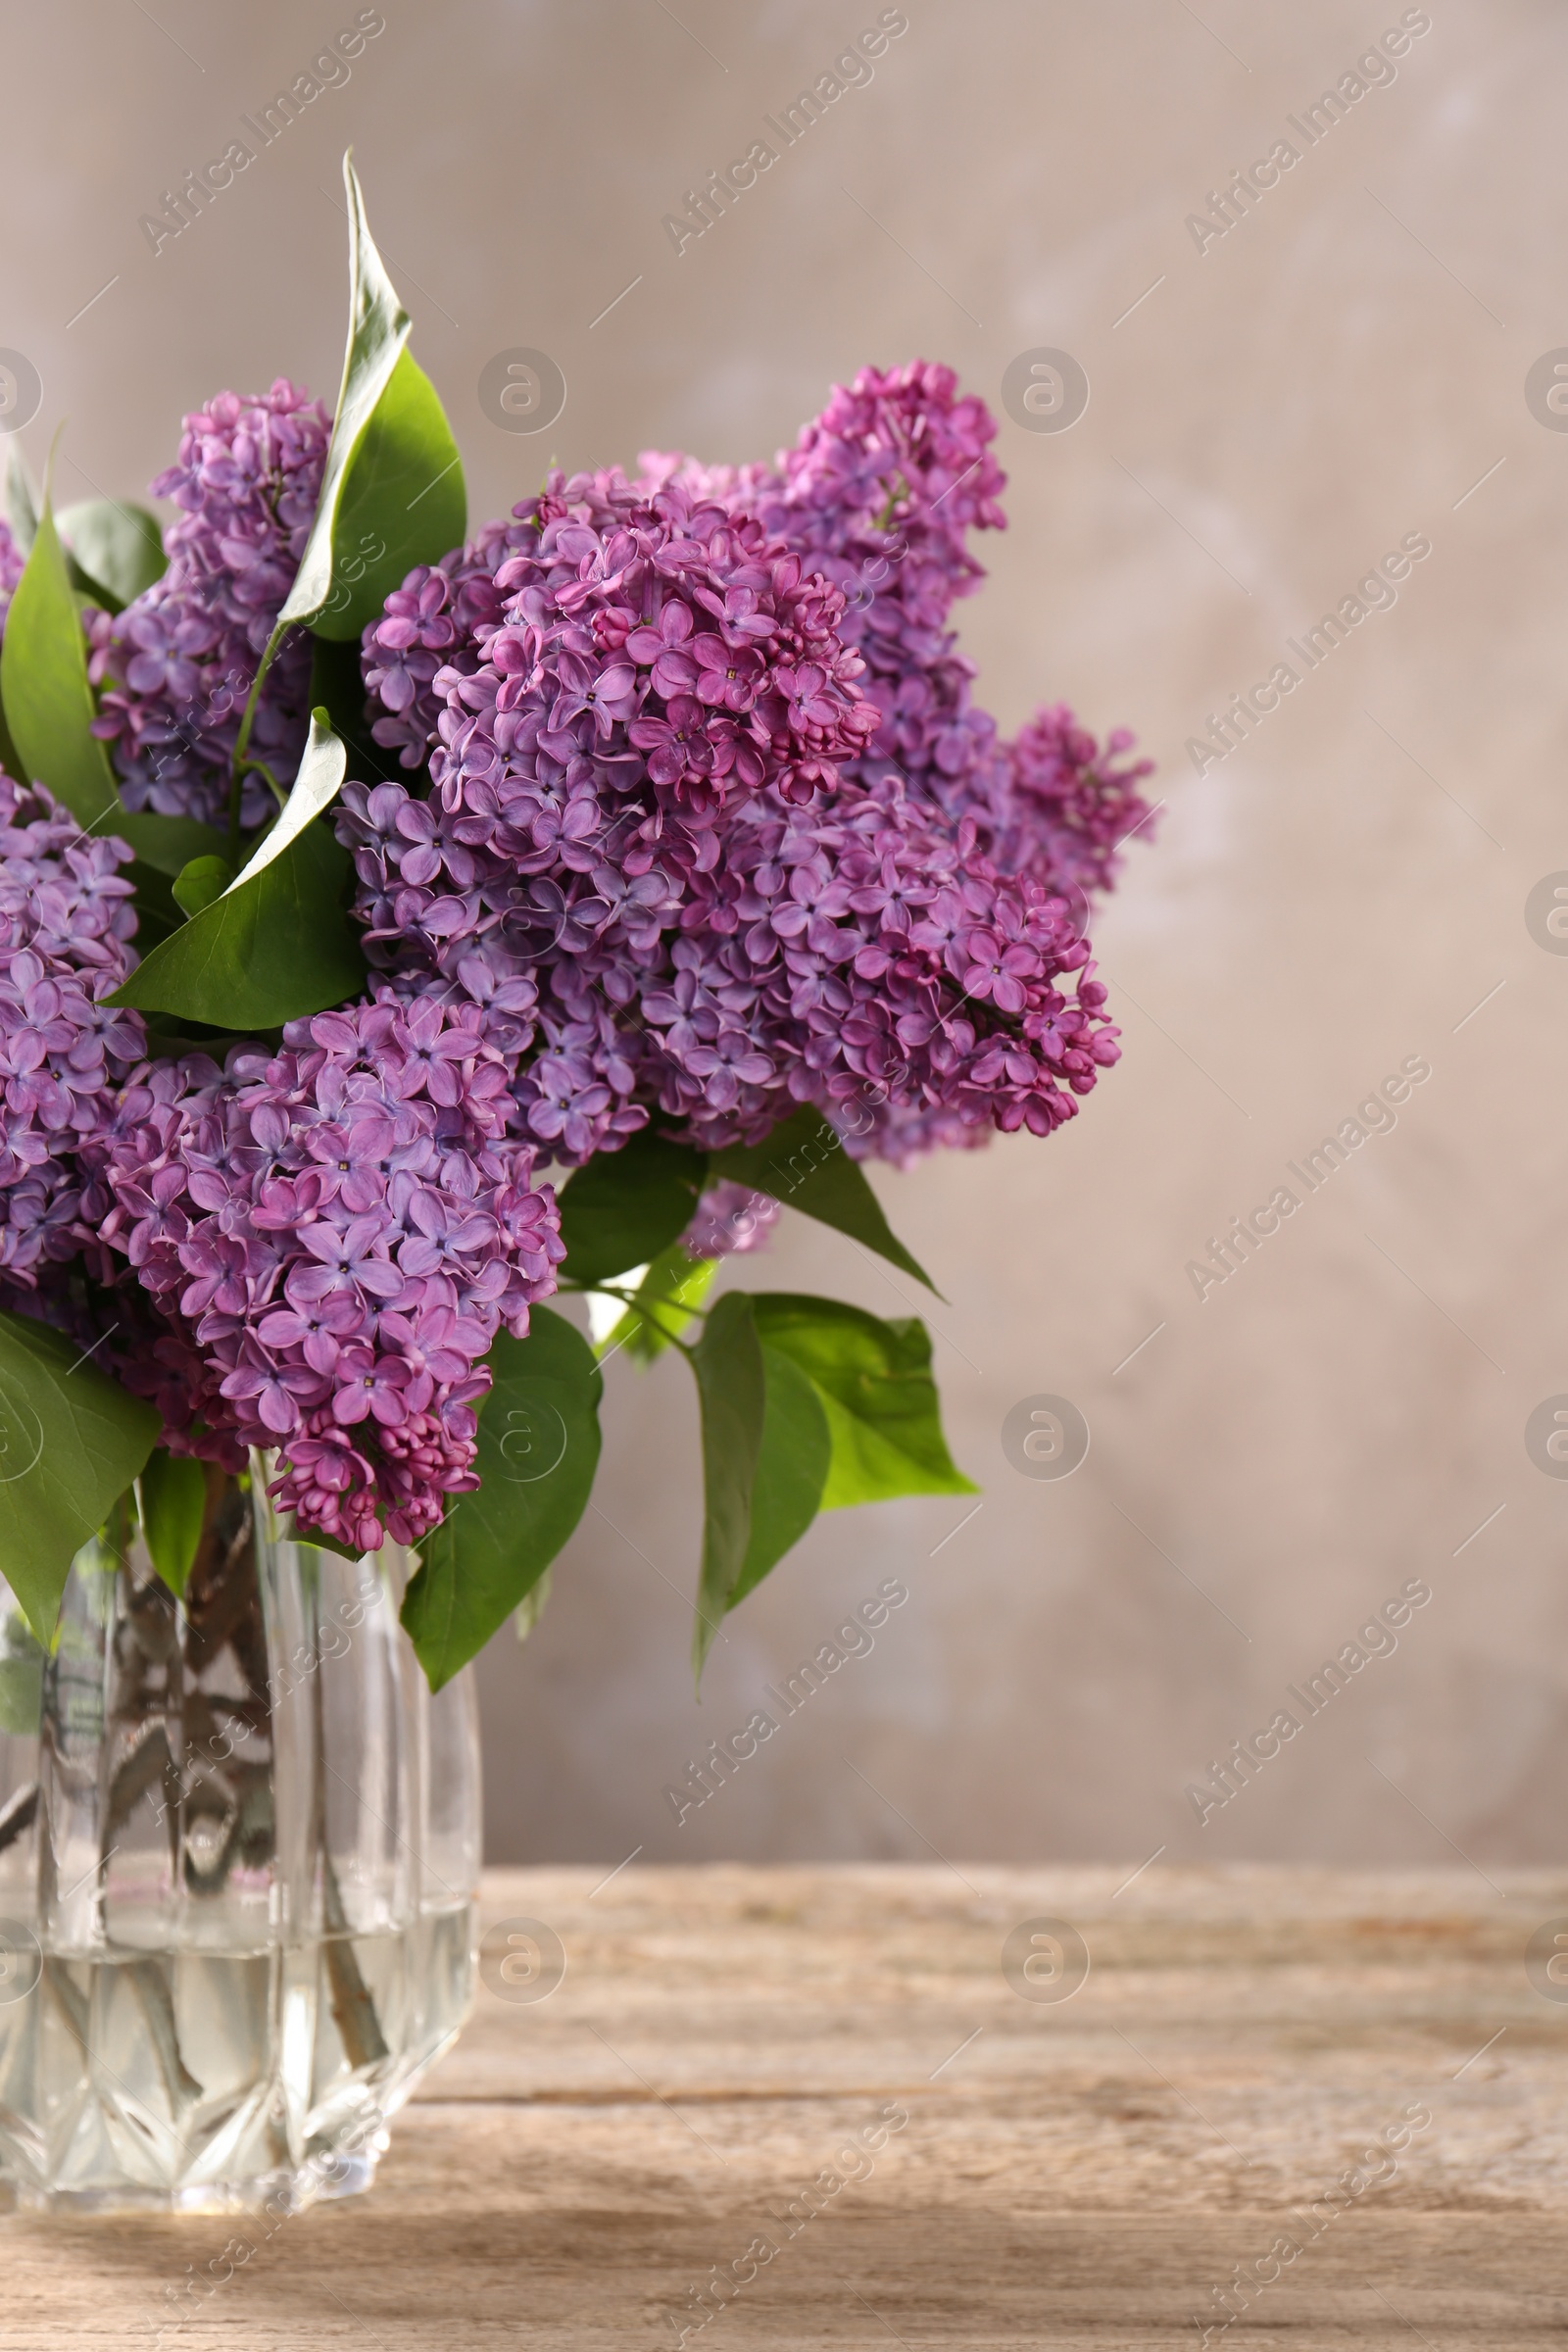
left=752, top=1295, right=975, bottom=1508
left=225, top=710, right=346, bottom=892
left=108, top=816, right=366, bottom=1028
left=690, top=1293, right=765, bottom=1679
left=275, top=155, right=465, bottom=642
left=401, top=1309, right=603, bottom=1690
left=58, top=498, right=167, bottom=611
left=0, top=1309, right=160, bottom=1639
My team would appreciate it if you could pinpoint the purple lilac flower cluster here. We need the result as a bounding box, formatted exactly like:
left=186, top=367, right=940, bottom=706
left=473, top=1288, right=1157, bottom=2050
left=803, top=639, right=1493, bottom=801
left=0, top=775, right=145, bottom=1295
left=360, top=514, right=535, bottom=772
left=86, top=381, right=331, bottom=832
left=348, top=364, right=1128, bottom=1165
left=640, top=363, right=1152, bottom=1160
left=994, top=705, right=1156, bottom=901
left=342, top=467, right=880, bottom=1161
left=682, top=364, right=1153, bottom=891
left=98, top=994, right=564, bottom=1551
left=643, top=360, right=1009, bottom=842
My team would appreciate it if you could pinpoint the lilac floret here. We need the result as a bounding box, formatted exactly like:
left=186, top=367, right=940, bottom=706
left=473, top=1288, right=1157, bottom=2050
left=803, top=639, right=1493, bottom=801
left=86, top=380, right=331, bottom=831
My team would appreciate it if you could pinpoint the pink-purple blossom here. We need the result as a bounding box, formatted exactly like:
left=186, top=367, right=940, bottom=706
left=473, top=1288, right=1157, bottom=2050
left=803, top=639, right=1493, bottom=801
left=99, top=992, right=564, bottom=1550
left=0, top=774, right=146, bottom=1296
left=340, top=372, right=1132, bottom=1167
left=86, top=380, right=331, bottom=831
left=340, top=465, right=879, bottom=1163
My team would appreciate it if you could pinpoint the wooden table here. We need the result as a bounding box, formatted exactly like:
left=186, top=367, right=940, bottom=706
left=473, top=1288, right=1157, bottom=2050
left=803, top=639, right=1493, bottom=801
left=11, top=1864, right=1568, bottom=2347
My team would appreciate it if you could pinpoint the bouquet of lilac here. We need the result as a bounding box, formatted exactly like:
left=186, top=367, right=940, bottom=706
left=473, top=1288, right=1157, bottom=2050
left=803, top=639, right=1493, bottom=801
left=0, top=160, right=1153, bottom=1688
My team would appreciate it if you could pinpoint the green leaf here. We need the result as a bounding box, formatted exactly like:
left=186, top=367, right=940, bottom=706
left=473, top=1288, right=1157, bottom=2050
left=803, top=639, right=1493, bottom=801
left=0, top=1309, right=161, bottom=1639
left=312, top=349, right=466, bottom=641
left=598, top=1245, right=716, bottom=1362
left=138, top=1448, right=206, bottom=1599
left=107, top=815, right=367, bottom=1027
left=4, top=446, right=38, bottom=554
left=114, top=811, right=228, bottom=878
left=275, top=154, right=465, bottom=643
left=752, top=1295, right=976, bottom=1509
left=400, top=1307, right=603, bottom=1690
left=690, top=1292, right=766, bottom=1679
left=57, top=499, right=167, bottom=612
left=727, top=1343, right=831, bottom=1610
left=557, top=1129, right=708, bottom=1287
left=171, top=856, right=230, bottom=918
left=225, top=710, right=346, bottom=891
left=0, top=491, right=122, bottom=828
left=117, top=812, right=231, bottom=953
left=710, top=1105, right=936, bottom=1293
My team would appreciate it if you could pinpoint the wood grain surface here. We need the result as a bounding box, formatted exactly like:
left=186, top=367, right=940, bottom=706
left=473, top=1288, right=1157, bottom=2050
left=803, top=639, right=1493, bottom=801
left=9, top=1864, right=1568, bottom=2348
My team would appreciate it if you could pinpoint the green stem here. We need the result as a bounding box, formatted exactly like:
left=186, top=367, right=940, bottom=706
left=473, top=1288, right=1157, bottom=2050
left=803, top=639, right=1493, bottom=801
left=560, top=1279, right=710, bottom=1322
left=555, top=1282, right=704, bottom=1355
left=228, top=618, right=290, bottom=855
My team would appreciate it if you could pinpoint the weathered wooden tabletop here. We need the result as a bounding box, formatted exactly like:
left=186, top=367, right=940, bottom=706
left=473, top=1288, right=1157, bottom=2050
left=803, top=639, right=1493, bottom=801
left=12, top=1863, right=1568, bottom=2348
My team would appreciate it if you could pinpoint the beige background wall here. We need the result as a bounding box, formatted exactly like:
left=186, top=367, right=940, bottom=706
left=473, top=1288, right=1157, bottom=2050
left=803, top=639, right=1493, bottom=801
left=4, top=0, right=1564, bottom=1868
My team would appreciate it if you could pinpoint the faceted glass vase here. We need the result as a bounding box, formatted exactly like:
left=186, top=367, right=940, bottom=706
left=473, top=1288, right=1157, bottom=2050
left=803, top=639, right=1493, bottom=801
left=0, top=1457, right=480, bottom=2214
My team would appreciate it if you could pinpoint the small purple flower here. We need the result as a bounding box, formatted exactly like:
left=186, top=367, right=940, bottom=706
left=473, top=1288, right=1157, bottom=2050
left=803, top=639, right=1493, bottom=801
left=86, top=381, right=332, bottom=830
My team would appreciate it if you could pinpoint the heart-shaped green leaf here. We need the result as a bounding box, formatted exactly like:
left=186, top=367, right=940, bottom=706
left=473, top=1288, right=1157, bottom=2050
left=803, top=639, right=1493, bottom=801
left=108, top=815, right=367, bottom=1027
left=310, top=348, right=466, bottom=641
left=557, top=1129, right=709, bottom=1287
left=726, top=1342, right=831, bottom=1610
left=0, top=1309, right=161, bottom=1639
left=710, top=1104, right=936, bottom=1292
left=751, top=1295, right=975, bottom=1508
left=58, top=498, right=167, bottom=612
left=401, top=1308, right=604, bottom=1690
left=171, top=856, right=230, bottom=918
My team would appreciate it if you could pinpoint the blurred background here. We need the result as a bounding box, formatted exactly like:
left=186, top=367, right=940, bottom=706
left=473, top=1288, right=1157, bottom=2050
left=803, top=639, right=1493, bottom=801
left=3, top=0, right=1562, bottom=1868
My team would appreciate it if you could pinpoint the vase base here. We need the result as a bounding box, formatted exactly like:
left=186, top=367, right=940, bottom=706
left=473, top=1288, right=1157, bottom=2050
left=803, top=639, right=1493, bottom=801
left=0, top=2141, right=385, bottom=2218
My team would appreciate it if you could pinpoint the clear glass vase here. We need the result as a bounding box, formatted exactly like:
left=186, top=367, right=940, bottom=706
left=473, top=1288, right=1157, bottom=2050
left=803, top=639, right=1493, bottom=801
left=0, top=1455, right=479, bottom=2214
